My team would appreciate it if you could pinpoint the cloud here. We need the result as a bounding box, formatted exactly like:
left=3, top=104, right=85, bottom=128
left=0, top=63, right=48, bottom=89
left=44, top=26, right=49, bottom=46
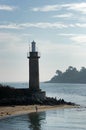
left=0, top=24, right=21, bottom=29
left=32, top=5, right=60, bottom=12
left=1, top=22, right=86, bottom=30
left=0, top=32, right=29, bottom=53
left=75, top=23, right=86, bottom=28
left=53, top=13, right=73, bottom=18
left=21, top=22, right=68, bottom=28
left=66, top=3, right=86, bottom=14
left=32, top=2, right=86, bottom=14
left=58, top=33, right=76, bottom=36
left=0, top=22, right=69, bottom=29
left=0, top=32, right=21, bottom=43
left=0, top=32, right=32, bottom=48
left=70, top=35, right=86, bottom=43
left=0, top=5, right=16, bottom=11
left=59, top=33, right=86, bottom=43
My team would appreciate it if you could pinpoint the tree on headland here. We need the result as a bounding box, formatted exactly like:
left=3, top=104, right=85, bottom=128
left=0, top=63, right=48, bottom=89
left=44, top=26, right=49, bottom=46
left=49, top=66, right=86, bottom=84
left=56, top=70, right=62, bottom=76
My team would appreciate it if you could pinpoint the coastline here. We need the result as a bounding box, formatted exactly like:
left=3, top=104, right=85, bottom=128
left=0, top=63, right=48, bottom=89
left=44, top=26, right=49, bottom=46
left=0, top=105, right=77, bottom=119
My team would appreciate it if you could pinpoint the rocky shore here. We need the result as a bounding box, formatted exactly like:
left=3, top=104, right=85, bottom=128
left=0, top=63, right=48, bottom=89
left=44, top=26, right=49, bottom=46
left=0, top=84, right=75, bottom=106
left=0, top=95, right=75, bottom=106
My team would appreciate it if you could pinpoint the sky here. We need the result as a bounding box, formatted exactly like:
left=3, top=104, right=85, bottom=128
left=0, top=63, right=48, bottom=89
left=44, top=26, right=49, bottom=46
left=0, top=0, right=86, bottom=82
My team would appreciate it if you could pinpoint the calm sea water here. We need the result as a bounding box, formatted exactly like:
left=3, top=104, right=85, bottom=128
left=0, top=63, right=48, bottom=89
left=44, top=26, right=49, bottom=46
left=0, top=83, right=86, bottom=130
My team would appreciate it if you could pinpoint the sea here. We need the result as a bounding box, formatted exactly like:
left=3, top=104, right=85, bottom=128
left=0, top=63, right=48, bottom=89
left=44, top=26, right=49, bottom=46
left=0, top=82, right=86, bottom=130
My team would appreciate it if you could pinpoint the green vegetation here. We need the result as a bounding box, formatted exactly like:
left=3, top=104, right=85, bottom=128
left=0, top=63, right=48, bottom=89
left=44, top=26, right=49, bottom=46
left=49, top=66, right=86, bottom=83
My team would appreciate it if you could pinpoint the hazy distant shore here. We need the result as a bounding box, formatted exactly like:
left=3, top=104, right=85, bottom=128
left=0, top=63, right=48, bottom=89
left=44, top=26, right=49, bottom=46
left=0, top=105, right=77, bottom=119
left=49, top=66, right=86, bottom=84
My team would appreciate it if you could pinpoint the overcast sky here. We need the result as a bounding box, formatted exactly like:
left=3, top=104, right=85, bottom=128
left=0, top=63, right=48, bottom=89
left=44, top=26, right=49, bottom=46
left=0, top=0, right=86, bottom=82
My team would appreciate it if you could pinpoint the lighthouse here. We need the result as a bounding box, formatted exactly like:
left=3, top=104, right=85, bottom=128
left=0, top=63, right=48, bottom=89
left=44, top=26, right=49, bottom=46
left=27, top=41, right=45, bottom=99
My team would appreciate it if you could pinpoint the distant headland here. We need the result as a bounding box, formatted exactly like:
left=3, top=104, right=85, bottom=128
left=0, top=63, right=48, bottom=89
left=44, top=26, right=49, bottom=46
left=48, top=66, right=86, bottom=84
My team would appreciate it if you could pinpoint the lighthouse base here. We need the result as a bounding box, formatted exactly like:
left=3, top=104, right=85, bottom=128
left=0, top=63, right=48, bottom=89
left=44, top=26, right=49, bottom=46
left=28, top=90, right=46, bottom=100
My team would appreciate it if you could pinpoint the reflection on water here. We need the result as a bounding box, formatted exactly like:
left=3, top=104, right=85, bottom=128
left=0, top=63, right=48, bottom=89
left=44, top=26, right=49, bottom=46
left=0, top=111, right=46, bottom=130
left=28, top=112, right=45, bottom=130
left=0, top=108, right=86, bottom=130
